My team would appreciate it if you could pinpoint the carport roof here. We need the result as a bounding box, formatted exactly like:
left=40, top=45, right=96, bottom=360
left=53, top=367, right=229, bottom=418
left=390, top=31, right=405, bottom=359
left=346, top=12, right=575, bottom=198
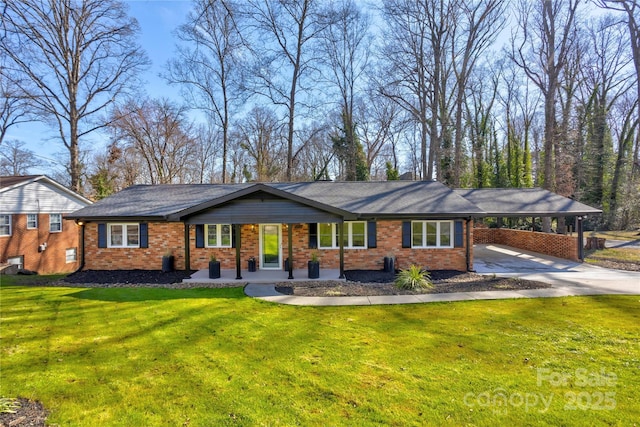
left=454, top=188, right=602, bottom=217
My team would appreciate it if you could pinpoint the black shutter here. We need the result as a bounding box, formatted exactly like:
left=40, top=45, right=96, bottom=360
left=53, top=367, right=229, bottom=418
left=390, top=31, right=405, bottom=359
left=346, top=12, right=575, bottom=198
left=402, top=221, right=411, bottom=248
left=308, top=223, right=318, bottom=248
left=367, top=221, right=377, bottom=248
left=139, top=223, right=148, bottom=248
left=195, top=224, right=204, bottom=248
left=454, top=220, right=464, bottom=248
left=98, top=223, right=107, bottom=248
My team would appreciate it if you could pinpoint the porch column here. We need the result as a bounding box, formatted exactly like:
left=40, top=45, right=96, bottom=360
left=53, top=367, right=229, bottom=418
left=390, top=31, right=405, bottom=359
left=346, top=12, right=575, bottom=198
left=465, top=218, right=471, bottom=272
left=287, top=223, right=294, bottom=279
left=184, top=222, right=190, bottom=271
left=234, top=224, right=242, bottom=279
left=339, top=221, right=345, bottom=279
left=577, top=216, right=584, bottom=261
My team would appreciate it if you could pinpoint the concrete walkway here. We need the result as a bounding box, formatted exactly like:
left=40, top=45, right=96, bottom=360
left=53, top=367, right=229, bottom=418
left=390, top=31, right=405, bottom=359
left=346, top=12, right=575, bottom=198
left=244, top=244, right=639, bottom=306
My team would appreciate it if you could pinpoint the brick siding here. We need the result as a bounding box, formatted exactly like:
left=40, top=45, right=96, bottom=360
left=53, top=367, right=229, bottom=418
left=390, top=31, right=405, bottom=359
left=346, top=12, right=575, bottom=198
left=83, top=220, right=472, bottom=272
left=474, top=228, right=579, bottom=261
left=0, top=214, right=81, bottom=274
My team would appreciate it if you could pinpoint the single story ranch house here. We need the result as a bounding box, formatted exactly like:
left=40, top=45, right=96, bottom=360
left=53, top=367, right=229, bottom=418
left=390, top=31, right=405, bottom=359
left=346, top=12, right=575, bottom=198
left=68, top=181, right=601, bottom=279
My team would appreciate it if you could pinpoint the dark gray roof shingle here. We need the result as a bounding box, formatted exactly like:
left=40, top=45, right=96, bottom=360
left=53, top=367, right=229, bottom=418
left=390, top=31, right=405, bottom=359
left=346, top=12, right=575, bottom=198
left=69, top=181, right=484, bottom=220
left=454, top=188, right=602, bottom=216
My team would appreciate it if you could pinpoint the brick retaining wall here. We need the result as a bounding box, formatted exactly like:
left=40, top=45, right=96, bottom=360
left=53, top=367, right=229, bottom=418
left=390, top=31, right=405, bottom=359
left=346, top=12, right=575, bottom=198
left=474, top=228, right=579, bottom=261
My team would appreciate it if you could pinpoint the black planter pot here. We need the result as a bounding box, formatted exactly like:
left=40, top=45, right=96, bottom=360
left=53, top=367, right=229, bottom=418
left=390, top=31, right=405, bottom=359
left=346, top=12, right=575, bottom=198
left=209, top=261, right=221, bottom=279
left=383, top=257, right=395, bottom=273
left=283, top=258, right=289, bottom=271
left=162, top=256, right=174, bottom=273
left=248, top=258, right=256, bottom=272
left=308, top=260, right=320, bottom=279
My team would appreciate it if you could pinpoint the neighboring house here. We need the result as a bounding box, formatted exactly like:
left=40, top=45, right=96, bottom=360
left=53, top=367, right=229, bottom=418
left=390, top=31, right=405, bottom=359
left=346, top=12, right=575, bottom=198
left=68, top=181, right=601, bottom=278
left=0, top=175, right=93, bottom=274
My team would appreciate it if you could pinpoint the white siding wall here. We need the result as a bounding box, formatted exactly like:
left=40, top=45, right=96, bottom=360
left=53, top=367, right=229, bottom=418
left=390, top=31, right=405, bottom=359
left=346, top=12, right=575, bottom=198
left=0, top=181, right=89, bottom=214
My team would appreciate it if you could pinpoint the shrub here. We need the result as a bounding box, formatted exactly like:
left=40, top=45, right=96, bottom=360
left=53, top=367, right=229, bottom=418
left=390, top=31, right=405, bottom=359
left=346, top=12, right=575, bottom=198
left=394, top=265, right=433, bottom=290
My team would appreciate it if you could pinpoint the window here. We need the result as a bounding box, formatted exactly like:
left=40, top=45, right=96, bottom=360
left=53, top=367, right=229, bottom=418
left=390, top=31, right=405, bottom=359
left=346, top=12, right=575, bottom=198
left=66, top=248, right=77, bottom=263
left=318, top=221, right=367, bottom=249
left=27, top=214, right=38, bottom=229
left=411, top=220, right=453, bottom=248
left=0, top=215, right=11, bottom=236
left=7, top=256, right=23, bottom=269
left=205, top=224, right=232, bottom=248
left=108, top=223, right=139, bottom=248
left=49, top=214, right=62, bottom=232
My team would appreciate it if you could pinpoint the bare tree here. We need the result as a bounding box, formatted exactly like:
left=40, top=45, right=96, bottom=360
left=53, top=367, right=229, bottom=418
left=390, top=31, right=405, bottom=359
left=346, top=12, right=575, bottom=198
left=244, top=0, right=329, bottom=180
left=234, top=106, right=285, bottom=182
left=577, top=13, right=633, bottom=209
left=0, top=139, right=43, bottom=175
left=320, top=0, right=371, bottom=180
left=379, top=0, right=456, bottom=181
left=166, top=0, right=245, bottom=183
left=448, top=0, right=506, bottom=186
left=108, top=98, right=198, bottom=184
left=0, top=70, right=33, bottom=145
left=510, top=0, right=580, bottom=231
left=0, top=0, right=149, bottom=192
left=510, top=0, right=580, bottom=190
left=357, top=92, right=403, bottom=177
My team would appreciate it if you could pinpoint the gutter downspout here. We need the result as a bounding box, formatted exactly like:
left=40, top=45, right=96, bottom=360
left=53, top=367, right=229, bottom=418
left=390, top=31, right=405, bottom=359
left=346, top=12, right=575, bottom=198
left=466, top=217, right=473, bottom=272
left=78, top=221, right=85, bottom=272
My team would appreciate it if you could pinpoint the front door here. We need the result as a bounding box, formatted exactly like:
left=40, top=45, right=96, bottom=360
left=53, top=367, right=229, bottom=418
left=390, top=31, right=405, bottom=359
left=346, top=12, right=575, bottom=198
left=260, top=224, right=281, bottom=269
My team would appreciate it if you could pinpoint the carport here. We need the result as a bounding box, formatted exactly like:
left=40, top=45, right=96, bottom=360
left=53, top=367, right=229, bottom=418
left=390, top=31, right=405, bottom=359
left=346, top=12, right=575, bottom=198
left=455, top=188, right=603, bottom=262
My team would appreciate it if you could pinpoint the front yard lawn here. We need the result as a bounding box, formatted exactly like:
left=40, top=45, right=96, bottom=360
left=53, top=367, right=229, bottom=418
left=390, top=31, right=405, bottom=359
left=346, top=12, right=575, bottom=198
left=1, top=283, right=638, bottom=425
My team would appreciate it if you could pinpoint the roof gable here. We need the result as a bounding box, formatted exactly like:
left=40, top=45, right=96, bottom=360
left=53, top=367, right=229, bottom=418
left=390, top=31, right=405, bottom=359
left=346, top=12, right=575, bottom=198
left=0, top=175, right=92, bottom=213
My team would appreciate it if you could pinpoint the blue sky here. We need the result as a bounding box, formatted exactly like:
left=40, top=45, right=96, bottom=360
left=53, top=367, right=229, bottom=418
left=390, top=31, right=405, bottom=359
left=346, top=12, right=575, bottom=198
left=7, top=1, right=193, bottom=175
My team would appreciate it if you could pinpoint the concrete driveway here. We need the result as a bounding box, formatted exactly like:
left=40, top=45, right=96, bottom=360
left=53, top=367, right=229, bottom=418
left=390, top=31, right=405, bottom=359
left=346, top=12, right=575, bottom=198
left=474, top=244, right=639, bottom=296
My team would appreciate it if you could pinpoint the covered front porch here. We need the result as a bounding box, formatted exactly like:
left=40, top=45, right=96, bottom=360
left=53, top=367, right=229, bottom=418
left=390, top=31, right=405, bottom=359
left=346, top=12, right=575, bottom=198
left=183, top=268, right=344, bottom=284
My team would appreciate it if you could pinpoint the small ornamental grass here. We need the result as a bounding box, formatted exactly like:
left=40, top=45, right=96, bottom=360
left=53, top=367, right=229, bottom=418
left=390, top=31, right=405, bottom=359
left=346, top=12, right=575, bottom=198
left=0, top=397, right=20, bottom=414
left=394, top=265, right=433, bottom=290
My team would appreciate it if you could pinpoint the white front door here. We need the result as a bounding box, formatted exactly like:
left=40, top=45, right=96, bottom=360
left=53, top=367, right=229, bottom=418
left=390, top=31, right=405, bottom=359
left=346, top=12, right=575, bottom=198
left=259, top=224, right=281, bottom=269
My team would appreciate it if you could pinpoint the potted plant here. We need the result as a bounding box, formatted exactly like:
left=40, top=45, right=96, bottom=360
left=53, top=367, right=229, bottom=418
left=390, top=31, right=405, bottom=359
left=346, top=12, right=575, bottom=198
left=383, top=252, right=395, bottom=273
left=162, top=249, right=174, bottom=273
left=248, top=256, right=256, bottom=272
left=209, top=254, right=221, bottom=279
left=308, top=251, right=320, bottom=279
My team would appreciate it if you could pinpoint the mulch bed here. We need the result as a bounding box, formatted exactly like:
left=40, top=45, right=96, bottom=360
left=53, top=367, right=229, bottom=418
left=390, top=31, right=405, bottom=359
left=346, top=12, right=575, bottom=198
left=275, top=269, right=551, bottom=297
left=14, top=268, right=552, bottom=296
left=0, top=398, right=48, bottom=427
left=58, top=269, right=195, bottom=286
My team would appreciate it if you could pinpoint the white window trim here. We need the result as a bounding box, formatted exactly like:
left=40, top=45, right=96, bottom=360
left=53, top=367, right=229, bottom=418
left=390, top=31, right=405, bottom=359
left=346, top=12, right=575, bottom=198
left=0, top=214, right=11, bottom=236
left=411, top=220, right=454, bottom=248
left=205, top=224, right=232, bottom=248
left=318, top=221, right=367, bottom=249
left=65, top=247, right=77, bottom=263
left=27, top=214, right=38, bottom=229
left=49, top=213, right=62, bottom=233
left=107, top=223, right=140, bottom=248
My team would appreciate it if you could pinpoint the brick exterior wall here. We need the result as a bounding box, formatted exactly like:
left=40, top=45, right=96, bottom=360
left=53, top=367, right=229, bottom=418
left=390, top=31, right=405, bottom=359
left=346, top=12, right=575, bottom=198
left=83, top=220, right=473, bottom=272
left=473, top=228, right=579, bottom=261
left=84, top=222, right=186, bottom=270
left=0, top=214, right=81, bottom=274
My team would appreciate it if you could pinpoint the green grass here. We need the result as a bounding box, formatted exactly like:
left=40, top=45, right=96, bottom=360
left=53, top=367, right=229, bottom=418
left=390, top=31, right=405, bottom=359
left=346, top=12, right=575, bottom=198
left=587, top=230, right=640, bottom=241
left=1, top=283, right=639, bottom=426
left=585, top=248, right=640, bottom=264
